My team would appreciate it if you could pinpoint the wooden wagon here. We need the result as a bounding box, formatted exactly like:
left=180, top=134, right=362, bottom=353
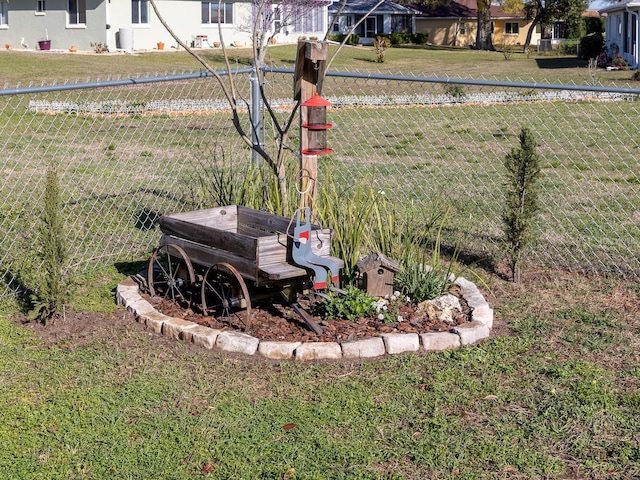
left=147, top=205, right=343, bottom=332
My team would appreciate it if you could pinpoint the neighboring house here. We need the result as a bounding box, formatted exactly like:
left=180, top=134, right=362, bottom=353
left=411, top=0, right=541, bottom=49
left=328, top=0, right=418, bottom=45
left=0, top=0, right=329, bottom=52
left=600, top=0, right=639, bottom=68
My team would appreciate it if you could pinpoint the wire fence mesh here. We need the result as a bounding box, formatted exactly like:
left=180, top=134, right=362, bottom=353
left=1, top=67, right=638, bottom=298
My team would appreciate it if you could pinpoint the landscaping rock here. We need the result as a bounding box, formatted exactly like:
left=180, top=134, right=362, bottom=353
left=294, top=342, right=342, bottom=361
left=451, top=321, right=491, bottom=345
left=188, top=326, right=223, bottom=349
left=341, top=337, right=386, bottom=358
left=420, top=331, right=461, bottom=351
left=416, top=294, right=461, bottom=324
left=258, top=341, right=301, bottom=360
left=162, top=318, right=197, bottom=340
left=140, top=311, right=171, bottom=333
left=216, top=331, right=259, bottom=355
left=380, top=333, right=420, bottom=354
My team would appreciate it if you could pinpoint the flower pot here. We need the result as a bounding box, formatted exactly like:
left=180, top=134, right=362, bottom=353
left=157, top=42, right=165, bottom=50
left=38, top=40, right=51, bottom=51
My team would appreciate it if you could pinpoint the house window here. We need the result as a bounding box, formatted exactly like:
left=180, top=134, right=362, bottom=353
left=68, top=0, right=86, bottom=25
left=553, top=21, right=567, bottom=40
left=391, top=15, right=412, bottom=34
left=0, top=1, right=7, bottom=26
left=132, top=0, right=148, bottom=24
left=292, top=5, right=323, bottom=32
left=202, top=2, right=233, bottom=24
left=459, top=22, right=466, bottom=35
left=273, top=5, right=282, bottom=32
left=36, top=0, right=46, bottom=13
left=505, top=22, right=519, bottom=35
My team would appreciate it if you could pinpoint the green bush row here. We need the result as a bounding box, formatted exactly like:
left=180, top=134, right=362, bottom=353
left=326, top=32, right=428, bottom=46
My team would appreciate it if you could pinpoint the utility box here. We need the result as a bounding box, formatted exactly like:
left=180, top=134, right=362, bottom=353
left=357, top=252, right=402, bottom=298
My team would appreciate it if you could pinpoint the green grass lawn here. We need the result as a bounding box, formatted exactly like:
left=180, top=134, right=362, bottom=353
left=0, top=43, right=636, bottom=87
left=1, top=42, right=639, bottom=479
left=0, top=266, right=639, bottom=479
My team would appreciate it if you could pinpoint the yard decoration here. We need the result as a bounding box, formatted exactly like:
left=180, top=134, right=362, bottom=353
left=357, top=252, right=402, bottom=298
left=148, top=205, right=343, bottom=334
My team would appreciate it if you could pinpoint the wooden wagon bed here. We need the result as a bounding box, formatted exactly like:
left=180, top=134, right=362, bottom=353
left=158, top=205, right=340, bottom=286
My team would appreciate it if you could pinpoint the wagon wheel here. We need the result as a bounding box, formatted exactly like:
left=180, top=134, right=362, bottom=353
left=201, top=262, right=253, bottom=331
left=147, top=243, right=195, bottom=307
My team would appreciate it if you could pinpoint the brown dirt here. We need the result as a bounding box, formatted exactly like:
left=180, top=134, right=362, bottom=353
left=14, top=268, right=639, bottom=361
left=141, top=287, right=473, bottom=343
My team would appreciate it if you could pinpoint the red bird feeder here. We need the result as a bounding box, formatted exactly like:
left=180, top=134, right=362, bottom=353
left=301, top=93, right=333, bottom=155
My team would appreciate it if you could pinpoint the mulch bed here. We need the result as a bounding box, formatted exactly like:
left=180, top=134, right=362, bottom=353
left=143, top=287, right=473, bottom=343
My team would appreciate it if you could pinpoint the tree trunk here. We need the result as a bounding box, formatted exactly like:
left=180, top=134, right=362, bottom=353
left=475, top=0, right=494, bottom=50
left=523, top=15, right=541, bottom=52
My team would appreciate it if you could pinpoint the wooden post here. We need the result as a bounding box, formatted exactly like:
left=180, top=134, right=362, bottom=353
left=294, top=40, right=328, bottom=215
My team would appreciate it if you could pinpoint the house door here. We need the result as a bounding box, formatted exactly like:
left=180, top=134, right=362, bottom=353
left=365, top=17, right=377, bottom=38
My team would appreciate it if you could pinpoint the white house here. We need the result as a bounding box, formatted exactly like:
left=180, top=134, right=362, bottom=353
left=600, top=0, right=639, bottom=68
left=328, top=0, right=417, bottom=44
left=0, top=0, right=329, bottom=52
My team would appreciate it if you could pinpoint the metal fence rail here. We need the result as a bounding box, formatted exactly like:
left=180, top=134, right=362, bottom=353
left=1, top=68, right=638, bottom=298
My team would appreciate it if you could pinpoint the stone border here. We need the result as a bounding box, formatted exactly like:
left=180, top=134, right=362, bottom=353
left=116, top=276, right=493, bottom=361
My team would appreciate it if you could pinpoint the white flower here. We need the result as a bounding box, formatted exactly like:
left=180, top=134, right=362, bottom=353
left=393, top=291, right=401, bottom=298
left=372, top=299, right=386, bottom=312
left=377, top=313, right=385, bottom=321
left=405, top=296, right=411, bottom=302
left=397, top=315, right=404, bottom=322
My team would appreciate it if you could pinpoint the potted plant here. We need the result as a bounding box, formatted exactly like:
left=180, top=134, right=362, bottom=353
left=38, top=30, right=51, bottom=51
left=157, top=41, right=165, bottom=50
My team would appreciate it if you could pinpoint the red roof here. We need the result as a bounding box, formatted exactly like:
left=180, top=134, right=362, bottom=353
left=411, top=0, right=524, bottom=20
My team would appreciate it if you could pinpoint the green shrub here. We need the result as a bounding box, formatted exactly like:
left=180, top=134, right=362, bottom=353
left=502, top=127, right=542, bottom=283
left=388, top=33, right=407, bottom=45
left=411, top=33, right=429, bottom=45
left=395, top=263, right=452, bottom=303
left=559, top=39, right=579, bottom=56
left=579, top=33, right=604, bottom=60
left=328, top=33, right=360, bottom=45
left=443, top=83, right=466, bottom=99
left=30, top=165, right=68, bottom=323
left=316, top=286, right=376, bottom=321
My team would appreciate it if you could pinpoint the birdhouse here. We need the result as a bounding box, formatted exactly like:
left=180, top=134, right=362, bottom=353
left=301, top=93, right=332, bottom=155
left=356, top=252, right=402, bottom=298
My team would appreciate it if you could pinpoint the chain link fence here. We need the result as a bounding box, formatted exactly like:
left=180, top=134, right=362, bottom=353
left=1, top=67, right=639, bottom=298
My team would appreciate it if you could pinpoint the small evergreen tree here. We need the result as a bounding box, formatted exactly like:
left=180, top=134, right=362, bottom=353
left=31, top=165, right=68, bottom=323
left=502, top=127, right=542, bottom=283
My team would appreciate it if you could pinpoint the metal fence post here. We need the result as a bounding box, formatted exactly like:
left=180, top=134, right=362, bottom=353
left=250, top=70, right=261, bottom=165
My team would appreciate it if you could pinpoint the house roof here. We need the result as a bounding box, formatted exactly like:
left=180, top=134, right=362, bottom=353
left=599, top=0, right=640, bottom=14
left=410, top=0, right=524, bottom=20
left=328, top=0, right=419, bottom=15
